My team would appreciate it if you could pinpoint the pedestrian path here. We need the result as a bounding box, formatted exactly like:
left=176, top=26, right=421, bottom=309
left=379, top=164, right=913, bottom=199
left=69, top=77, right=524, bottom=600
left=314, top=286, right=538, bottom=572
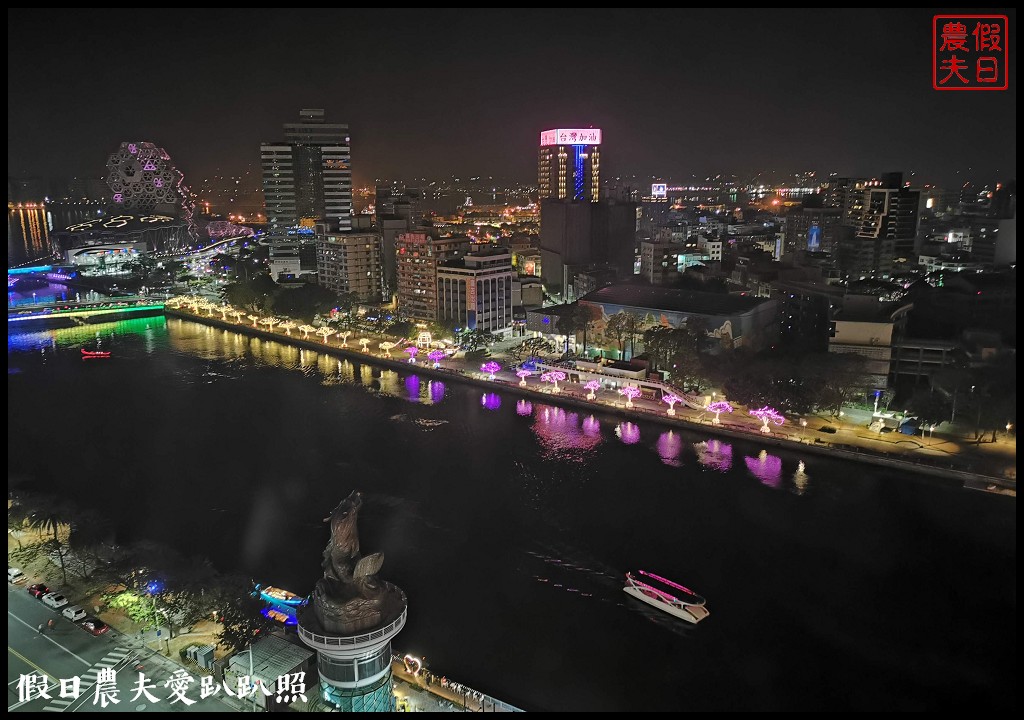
left=41, top=645, right=132, bottom=712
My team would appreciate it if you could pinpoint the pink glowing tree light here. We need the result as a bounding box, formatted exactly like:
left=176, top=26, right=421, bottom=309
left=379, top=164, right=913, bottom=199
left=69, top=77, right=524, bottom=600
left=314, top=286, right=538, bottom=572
left=516, top=368, right=533, bottom=386
left=619, top=385, right=642, bottom=408
left=584, top=380, right=601, bottom=399
left=662, top=393, right=681, bottom=415
left=428, top=350, right=446, bottom=368
left=405, top=346, right=419, bottom=363
left=481, top=361, right=501, bottom=380
left=706, top=400, right=734, bottom=425
left=749, top=406, right=785, bottom=434
left=540, top=370, right=566, bottom=392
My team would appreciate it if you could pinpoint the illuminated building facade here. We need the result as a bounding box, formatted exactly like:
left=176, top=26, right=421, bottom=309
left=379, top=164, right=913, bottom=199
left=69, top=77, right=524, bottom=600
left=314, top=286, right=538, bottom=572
left=538, top=128, right=601, bottom=202
left=316, top=230, right=384, bottom=302
left=105, top=141, right=196, bottom=247
left=261, top=109, right=352, bottom=238
left=437, top=247, right=514, bottom=333
left=395, top=232, right=472, bottom=321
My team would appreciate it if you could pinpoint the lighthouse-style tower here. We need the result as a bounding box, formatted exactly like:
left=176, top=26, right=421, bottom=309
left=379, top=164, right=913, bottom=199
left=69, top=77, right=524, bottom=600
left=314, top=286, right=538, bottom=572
left=298, top=491, right=407, bottom=711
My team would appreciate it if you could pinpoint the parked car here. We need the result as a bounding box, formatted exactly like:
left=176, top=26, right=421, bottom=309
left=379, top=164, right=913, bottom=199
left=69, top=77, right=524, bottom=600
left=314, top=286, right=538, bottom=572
left=818, top=426, right=838, bottom=434
left=27, top=583, right=50, bottom=598
left=42, top=592, right=69, bottom=610
left=62, top=605, right=87, bottom=622
left=81, top=618, right=110, bottom=636
left=8, top=567, right=26, bottom=584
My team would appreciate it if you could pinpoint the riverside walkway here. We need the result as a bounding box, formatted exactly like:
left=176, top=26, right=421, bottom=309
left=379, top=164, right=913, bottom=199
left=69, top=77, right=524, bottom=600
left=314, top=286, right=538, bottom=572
left=163, top=302, right=1016, bottom=493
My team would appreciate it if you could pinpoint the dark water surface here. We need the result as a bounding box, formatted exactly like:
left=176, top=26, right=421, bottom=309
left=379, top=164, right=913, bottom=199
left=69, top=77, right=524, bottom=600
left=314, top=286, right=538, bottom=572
left=7, top=317, right=1016, bottom=712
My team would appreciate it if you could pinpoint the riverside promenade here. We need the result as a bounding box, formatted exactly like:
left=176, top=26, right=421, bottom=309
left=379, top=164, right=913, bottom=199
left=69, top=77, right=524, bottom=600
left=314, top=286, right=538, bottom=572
left=164, top=305, right=1016, bottom=493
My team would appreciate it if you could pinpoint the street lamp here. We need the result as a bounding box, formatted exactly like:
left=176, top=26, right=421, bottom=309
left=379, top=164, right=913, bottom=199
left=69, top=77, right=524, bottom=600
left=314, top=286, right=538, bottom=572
left=234, top=645, right=258, bottom=713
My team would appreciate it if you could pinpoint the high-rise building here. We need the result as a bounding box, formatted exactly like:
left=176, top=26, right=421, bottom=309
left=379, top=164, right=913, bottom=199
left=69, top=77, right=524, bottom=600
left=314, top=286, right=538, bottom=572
left=316, top=230, right=384, bottom=302
left=538, top=128, right=601, bottom=202
left=261, top=109, right=352, bottom=238
left=437, top=247, right=514, bottom=333
left=539, top=198, right=637, bottom=298
left=395, top=232, right=473, bottom=321
left=837, top=173, right=920, bottom=279
left=786, top=206, right=843, bottom=254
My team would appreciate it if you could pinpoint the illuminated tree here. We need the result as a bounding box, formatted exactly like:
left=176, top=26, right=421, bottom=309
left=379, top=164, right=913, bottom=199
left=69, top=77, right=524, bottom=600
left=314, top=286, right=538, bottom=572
left=707, top=400, right=734, bottom=425
left=316, top=326, right=336, bottom=343
left=749, top=406, right=785, bottom=434
left=247, top=314, right=259, bottom=328
left=217, top=305, right=232, bottom=320
left=278, top=320, right=296, bottom=335
left=662, top=393, right=681, bottom=416
left=516, top=368, right=533, bottom=387
left=379, top=341, right=397, bottom=358
left=359, top=338, right=371, bottom=352
left=339, top=330, right=351, bottom=348
left=481, top=361, right=501, bottom=380
left=619, top=385, right=642, bottom=408
left=298, top=324, right=315, bottom=339
left=428, top=349, right=446, bottom=368
left=584, top=379, right=601, bottom=400
left=405, top=346, right=419, bottom=363
left=230, top=310, right=245, bottom=324
left=259, top=317, right=278, bottom=332
left=540, top=370, right=566, bottom=393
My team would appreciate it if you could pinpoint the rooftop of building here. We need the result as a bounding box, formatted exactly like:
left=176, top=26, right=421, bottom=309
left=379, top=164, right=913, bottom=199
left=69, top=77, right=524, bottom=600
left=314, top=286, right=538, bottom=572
left=226, top=633, right=313, bottom=685
left=833, top=296, right=912, bottom=323
left=580, top=283, right=769, bottom=315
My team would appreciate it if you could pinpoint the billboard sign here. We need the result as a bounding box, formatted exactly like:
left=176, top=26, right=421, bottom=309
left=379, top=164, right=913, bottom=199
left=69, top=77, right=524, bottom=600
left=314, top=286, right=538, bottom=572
left=651, top=183, right=667, bottom=198
left=807, top=223, right=822, bottom=251
left=540, top=128, right=602, bottom=146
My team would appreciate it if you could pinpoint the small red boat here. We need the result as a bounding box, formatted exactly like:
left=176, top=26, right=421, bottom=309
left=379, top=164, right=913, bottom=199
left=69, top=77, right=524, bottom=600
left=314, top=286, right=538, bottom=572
left=81, top=349, right=111, bottom=359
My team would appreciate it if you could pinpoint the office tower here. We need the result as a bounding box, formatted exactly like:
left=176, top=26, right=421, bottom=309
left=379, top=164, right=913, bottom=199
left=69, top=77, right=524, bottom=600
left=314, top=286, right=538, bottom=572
left=437, top=247, right=514, bottom=333
left=538, top=128, right=601, bottom=201
left=395, top=232, right=472, bottom=321
left=261, top=109, right=352, bottom=238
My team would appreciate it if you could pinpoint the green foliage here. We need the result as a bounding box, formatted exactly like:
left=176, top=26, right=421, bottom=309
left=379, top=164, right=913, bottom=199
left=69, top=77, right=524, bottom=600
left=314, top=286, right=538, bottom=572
left=214, top=578, right=274, bottom=654
left=508, top=337, right=555, bottom=363
left=104, top=590, right=158, bottom=626
left=388, top=320, right=416, bottom=340
left=271, top=283, right=338, bottom=323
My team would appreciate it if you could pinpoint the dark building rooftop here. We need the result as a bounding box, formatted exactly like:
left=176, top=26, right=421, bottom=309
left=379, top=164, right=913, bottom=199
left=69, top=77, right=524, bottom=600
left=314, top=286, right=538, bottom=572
left=580, top=284, right=768, bottom=315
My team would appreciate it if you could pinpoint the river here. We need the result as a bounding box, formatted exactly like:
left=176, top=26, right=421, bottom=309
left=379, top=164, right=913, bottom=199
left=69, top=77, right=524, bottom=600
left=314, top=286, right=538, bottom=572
left=6, top=316, right=1016, bottom=712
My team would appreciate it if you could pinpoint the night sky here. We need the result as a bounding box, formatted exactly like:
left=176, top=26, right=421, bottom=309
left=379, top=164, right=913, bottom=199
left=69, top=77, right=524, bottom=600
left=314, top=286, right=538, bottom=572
left=7, top=8, right=1017, bottom=187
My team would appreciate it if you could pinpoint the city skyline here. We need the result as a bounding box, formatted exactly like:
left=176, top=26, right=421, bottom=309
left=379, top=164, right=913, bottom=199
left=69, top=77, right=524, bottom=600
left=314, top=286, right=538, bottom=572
left=7, top=8, right=1017, bottom=189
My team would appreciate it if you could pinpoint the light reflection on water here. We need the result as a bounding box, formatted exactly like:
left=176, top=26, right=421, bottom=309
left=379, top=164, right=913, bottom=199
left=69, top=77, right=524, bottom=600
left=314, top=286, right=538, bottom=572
left=656, top=430, right=683, bottom=467
left=481, top=392, right=501, bottom=411
left=744, top=449, right=783, bottom=488
left=694, top=439, right=732, bottom=472
left=531, top=404, right=603, bottom=457
left=615, top=421, right=641, bottom=445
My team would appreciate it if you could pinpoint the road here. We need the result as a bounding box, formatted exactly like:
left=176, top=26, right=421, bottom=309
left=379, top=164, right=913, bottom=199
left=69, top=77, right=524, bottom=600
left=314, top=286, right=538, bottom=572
left=7, top=585, right=241, bottom=713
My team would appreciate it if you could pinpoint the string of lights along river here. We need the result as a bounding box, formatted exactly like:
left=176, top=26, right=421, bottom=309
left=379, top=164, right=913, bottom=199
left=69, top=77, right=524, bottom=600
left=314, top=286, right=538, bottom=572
left=7, top=315, right=1014, bottom=712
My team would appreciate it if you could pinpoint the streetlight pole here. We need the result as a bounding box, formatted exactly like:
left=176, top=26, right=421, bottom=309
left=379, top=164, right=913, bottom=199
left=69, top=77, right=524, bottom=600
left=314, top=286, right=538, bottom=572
left=235, top=646, right=257, bottom=713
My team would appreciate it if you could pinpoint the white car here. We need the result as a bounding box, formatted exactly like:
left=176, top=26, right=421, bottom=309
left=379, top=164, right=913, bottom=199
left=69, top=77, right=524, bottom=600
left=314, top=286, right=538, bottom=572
left=62, top=605, right=87, bottom=622
left=8, top=567, right=26, bottom=584
left=42, top=592, right=69, bottom=610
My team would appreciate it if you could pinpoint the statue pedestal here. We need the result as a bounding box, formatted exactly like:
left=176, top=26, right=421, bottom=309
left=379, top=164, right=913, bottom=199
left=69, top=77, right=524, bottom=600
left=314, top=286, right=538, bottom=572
left=299, top=606, right=407, bottom=712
